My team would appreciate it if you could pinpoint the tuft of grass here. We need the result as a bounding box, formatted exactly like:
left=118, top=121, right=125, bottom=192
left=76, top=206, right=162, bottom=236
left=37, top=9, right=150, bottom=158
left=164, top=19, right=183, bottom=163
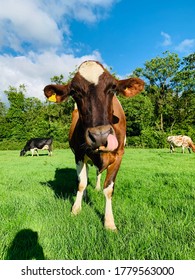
left=0, top=149, right=195, bottom=260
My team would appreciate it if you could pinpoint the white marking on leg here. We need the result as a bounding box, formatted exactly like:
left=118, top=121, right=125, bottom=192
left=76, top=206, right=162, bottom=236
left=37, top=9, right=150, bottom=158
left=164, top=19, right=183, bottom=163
left=78, top=61, right=104, bottom=85
left=35, top=149, right=39, bottom=156
left=103, top=182, right=117, bottom=230
left=95, top=171, right=101, bottom=191
left=72, top=161, right=88, bottom=215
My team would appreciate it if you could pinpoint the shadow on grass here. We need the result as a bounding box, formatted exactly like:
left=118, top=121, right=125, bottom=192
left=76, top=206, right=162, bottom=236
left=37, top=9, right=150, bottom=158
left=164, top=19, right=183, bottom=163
left=6, top=229, right=45, bottom=260
left=43, top=167, right=105, bottom=225
left=43, top=168, right=78, bottom=202
left=23, top=153, right=50, bottom=157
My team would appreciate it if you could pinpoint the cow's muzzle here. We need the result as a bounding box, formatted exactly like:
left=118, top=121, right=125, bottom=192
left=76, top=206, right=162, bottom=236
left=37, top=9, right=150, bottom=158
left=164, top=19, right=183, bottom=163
left=86, top=125, right=118, bottom=152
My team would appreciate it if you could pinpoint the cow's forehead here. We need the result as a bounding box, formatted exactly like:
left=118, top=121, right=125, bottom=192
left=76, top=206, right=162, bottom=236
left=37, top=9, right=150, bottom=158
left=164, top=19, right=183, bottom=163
left=78, top=61, right=104, bottom=85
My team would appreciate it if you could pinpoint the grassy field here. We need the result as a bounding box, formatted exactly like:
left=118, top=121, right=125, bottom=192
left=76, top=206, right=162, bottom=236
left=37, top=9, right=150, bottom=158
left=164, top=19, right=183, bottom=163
left=0, top=148, right=194, bottom=260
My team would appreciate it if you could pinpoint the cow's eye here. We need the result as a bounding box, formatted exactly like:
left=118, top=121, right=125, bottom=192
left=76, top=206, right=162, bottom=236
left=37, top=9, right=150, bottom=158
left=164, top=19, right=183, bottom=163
left=71, top=90, right=83, bottom=99
left=70, top=90, right=76, bottom=96
left=107, top=88, right=115, bottom=95
left=106, top=84, right=116, bottom=95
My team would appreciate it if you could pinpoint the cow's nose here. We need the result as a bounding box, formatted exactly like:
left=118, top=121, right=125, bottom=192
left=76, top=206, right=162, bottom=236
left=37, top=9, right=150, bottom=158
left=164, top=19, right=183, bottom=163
left=86, top=125, right=113, bottom=149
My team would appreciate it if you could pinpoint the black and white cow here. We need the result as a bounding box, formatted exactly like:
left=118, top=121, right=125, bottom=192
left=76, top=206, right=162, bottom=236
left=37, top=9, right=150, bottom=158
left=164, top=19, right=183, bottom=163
left=20, top=138, right=53, bottom=156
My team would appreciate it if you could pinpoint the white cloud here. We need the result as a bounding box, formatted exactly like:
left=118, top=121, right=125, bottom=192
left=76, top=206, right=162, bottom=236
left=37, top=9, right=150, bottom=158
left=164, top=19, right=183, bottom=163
left=161, top=32, right=172, bottom=46
left=160, top=31, right=195, bottom=55
left=0, top=0, right=118, bottom=52
left=0, top=0, right=62, bottom=51
left=0, top=0, right=119, bottom=104
left=0, top=50, right=103, bottom=103
left=175, top=39, right=195, bottom=53
left=41, top=0, right=117, bottom=19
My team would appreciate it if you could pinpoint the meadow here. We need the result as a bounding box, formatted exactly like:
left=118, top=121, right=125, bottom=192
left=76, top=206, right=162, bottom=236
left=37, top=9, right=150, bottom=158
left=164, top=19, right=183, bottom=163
left=0, top=148, right=194, bottom=260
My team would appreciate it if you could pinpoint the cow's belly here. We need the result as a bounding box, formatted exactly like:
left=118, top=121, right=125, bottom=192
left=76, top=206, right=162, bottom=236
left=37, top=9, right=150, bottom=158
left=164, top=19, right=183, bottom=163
left=41, top=145, right=49, bottom=150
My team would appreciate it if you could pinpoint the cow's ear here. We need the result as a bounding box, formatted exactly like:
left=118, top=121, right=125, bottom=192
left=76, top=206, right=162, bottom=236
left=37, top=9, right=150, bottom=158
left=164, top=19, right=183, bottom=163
left=117, top=77, right=144, bottom=97
left=44, top=84, right=70, bottom=103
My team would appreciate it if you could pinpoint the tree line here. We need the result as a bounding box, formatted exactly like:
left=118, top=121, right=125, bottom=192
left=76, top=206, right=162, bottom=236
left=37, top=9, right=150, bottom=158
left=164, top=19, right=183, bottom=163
left=0, top=51, right=195, bottom=150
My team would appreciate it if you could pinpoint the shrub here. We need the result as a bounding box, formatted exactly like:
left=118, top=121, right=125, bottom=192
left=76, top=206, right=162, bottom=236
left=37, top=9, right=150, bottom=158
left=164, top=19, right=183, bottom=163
left=140, top=128, right=167, bottom=148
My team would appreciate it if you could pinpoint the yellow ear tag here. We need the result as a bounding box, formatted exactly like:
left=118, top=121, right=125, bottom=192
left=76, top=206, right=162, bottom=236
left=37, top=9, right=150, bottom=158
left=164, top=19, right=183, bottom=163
left=48, top=94, right=57, bottom=102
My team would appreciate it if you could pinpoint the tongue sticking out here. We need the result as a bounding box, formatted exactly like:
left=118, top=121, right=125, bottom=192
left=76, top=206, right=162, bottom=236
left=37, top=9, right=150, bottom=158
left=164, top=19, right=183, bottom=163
left=106, top=134, right=118, bottom=151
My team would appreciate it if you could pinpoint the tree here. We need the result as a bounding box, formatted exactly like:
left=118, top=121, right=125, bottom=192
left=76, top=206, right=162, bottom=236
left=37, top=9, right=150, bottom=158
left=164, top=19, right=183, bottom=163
left=118, top=94, right=154, bottom=146
left=45, top=74, right=75, bottom=142
left=171, top=52, right=195, bottom=134
left=134, top=51, right=180, bottom=132
left=0, top=101, right=7, bottom=140
left=172, top=53, right=195, bottom=93
left=4, top=85, right=26, bottom=139
left=4, top=85, right=49, bottom=141
left=23, top=97, right=49, bottom=139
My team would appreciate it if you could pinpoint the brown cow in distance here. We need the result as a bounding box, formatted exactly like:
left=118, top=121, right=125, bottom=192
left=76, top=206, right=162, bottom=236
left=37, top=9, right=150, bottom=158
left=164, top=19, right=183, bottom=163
left=167, top=135, right=195, bottom=153
left=44, top=60, right=144, bottom=230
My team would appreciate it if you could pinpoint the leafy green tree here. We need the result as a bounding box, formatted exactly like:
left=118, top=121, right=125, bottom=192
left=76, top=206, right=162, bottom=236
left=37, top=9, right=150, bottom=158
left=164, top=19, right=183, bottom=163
left=0, top=101, right=7, bottom=140
left=0, top=101, right=6, bottom=116
left=45, top=74, right=75, bottom=143
left=23, top=97, right=49, bottom=139
left=171, top=53, right=195, bottom=134
left=4, top=85, right=49, bottom=142
left=4, top=85, right=26, bottom=139
left=172, top=53, right=195, bottom=93
left=118, top=94, right=154, bottom=146
left=134, top=51, right=180, bottom=132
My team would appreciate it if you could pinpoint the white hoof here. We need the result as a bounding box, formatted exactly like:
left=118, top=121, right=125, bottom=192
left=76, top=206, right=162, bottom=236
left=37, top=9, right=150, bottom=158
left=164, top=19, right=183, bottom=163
left=71, top=204, right=81, bottom=215
left=104, top=221, right=117, bottom=232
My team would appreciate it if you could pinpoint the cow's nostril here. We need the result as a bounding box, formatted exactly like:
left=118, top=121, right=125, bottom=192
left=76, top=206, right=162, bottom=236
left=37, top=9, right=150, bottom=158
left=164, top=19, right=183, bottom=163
left=109, top=127, right=113, bottom=135
left=88, top=131, right=96, bottom=143
left=87, top=125, right=115, bottom=150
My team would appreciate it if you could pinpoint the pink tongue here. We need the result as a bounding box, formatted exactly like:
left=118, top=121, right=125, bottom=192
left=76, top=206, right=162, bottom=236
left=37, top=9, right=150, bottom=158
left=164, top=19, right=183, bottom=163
left=106, top=134, right=118, bottom=151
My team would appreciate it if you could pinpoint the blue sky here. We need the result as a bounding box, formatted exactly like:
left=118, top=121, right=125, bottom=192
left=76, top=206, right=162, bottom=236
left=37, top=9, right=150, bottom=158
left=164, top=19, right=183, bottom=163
left=0, top=0, right=195, bottom=102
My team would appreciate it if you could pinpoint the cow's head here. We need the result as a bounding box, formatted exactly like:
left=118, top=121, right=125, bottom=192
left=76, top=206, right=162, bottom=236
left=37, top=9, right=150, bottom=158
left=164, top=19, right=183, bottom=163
left=20, top=149, right=26, bottom=156
left=44, top=61, right=144, bottom=152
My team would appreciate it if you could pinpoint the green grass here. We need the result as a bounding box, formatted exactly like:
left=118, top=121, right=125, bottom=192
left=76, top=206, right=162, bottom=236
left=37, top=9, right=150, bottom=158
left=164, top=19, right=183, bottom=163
left=0, top=148, right=195, bottom=260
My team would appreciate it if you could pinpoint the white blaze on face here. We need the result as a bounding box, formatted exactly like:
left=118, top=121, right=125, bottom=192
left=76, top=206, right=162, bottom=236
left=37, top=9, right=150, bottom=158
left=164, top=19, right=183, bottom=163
left=78, top=61, right=104, bottom=85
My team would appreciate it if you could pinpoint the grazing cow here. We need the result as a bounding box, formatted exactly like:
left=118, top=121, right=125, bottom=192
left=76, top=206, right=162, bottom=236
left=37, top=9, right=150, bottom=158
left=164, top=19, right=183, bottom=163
left=167, top=135, right=195, bottom=153
left=20, top=138, right=53, bottom=156
left=44, top=60, right=144, bottom=230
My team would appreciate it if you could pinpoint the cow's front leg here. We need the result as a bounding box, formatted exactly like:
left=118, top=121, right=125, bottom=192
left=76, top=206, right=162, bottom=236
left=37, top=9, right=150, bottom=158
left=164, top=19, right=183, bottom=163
left=72, top=160, right=88, bottom=215
left=103, top=181, right=116, bottom=230
left=103, top=156, right=122, bottom=231
left=95, top=170, right=101, bottom=191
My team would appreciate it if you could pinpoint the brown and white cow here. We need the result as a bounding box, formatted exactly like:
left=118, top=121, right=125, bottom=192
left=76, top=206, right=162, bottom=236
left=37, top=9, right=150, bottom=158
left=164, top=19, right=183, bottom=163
left=167, top=135, right=195, bottom=153
left=44, top=60, right=144, bottom=230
